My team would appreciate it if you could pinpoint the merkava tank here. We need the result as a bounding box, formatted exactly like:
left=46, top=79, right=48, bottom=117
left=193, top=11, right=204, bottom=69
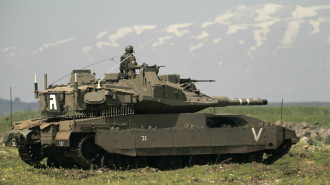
left=3, top=63, right=299, bottom=169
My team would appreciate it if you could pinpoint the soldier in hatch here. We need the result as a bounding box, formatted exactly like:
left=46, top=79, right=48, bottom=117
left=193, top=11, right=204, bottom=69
left=120, top=45, right=138, bottom=78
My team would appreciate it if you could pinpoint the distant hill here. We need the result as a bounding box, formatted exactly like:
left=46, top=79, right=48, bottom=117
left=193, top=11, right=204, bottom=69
left=0, top=98, right=39, bottom=117
left=267, top=102, right=330, bottom=107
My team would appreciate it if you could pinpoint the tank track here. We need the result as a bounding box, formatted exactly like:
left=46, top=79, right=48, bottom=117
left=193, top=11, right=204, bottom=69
left=17, top=140, right=293, bottom=169
left=18, top=144, right=45, bottom=168
left=101, top=154, right=148, bottom=170
left=68, top=136, right=293, bottom=169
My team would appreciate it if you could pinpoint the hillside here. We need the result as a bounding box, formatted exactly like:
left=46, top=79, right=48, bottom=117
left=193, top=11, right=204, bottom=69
left=0, top=98, right=39, bottom=117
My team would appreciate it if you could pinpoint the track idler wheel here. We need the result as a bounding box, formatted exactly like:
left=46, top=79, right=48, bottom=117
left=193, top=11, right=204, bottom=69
left=263, top=139, right=293, bottom=165
left=18, top=144, right=45, bottom=168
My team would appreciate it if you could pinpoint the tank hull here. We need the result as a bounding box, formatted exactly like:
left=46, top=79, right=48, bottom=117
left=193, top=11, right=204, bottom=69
left=3, top=113, right=299, bottom=169
left=96, top=126, right=296, bottom=156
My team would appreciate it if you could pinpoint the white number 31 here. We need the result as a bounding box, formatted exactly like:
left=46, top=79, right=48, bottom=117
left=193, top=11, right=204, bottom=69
left=141, top=136, right=147, bottom=141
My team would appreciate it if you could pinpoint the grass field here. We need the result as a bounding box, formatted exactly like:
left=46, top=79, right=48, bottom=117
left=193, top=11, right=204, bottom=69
left=0, top=110, right=40, bottom=138
left=0, top=107, right=329, bottom=184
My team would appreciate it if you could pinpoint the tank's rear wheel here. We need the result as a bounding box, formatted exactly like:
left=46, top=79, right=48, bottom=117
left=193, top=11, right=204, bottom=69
left=150, top=156, right=182, bottom=170
left=71, top=135, right=103, bottom=169
left=18, top=144, right=45, bottom=168
left=244, top=152, right=263, bottom=163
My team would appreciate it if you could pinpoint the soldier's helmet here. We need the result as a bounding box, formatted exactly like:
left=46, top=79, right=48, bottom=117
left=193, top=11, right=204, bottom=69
left=125, top=45, right=134, bottom=53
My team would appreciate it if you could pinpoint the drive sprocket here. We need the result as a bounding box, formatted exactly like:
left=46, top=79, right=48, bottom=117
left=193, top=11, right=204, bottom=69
left=71, top=135, right=103, bottom=169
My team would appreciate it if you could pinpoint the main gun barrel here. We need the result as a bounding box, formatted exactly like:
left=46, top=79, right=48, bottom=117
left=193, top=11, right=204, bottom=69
left=212, top=96, right=267, bottom=107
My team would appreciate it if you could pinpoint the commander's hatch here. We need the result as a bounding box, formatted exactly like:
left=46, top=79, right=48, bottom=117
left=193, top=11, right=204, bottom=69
left=69, top=70, right=96, bottom=85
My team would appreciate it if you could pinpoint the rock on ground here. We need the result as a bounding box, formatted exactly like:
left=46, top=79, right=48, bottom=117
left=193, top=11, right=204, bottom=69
left=274, top=121, right=329, bottom=138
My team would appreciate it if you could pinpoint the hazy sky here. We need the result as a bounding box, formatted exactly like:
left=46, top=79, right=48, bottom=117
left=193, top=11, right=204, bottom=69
left=1, top=0, right=329, bottom=102
left=1, top=0, right=328, bottom=48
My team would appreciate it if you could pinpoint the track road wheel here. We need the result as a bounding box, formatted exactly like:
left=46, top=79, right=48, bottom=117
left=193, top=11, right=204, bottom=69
left=18, top=144, right=45, bottom=168
left=100, top=154, right=118, bottom=170
left=157, top=156, right=182, bottom=170
left=47, top=156, right=60, bottom=168
left=46, top=148, right=77, bottom=169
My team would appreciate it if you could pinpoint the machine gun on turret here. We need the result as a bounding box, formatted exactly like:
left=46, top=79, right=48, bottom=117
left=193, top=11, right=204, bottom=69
left=179, top=78, right=215, bottom=84
left=136, top=63, right=165, bottom=69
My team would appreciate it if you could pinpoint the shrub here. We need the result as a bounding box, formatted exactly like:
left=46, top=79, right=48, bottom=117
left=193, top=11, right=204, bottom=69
left=324, top=136, right=330, bottom=145
left=307, top=138, right=317, bottom=146
left=315, top=136, right=323, bottom=141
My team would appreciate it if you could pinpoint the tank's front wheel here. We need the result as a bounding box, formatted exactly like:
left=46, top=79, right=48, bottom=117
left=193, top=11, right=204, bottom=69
left=18, top=144, right=45, bottom=168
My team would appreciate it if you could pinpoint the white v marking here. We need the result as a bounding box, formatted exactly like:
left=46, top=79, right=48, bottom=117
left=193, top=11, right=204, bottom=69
left=251, top=128, right=263, bottom=142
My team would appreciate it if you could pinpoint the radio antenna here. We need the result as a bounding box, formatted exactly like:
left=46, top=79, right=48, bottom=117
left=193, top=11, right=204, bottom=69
left=10, top=86, right=13, bottom=127
left=280, top=99, right=283, bottom=123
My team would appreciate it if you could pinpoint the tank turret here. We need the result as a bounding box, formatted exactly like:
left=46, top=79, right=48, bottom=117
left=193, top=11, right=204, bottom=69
left=37, top=64, right=267, bottom=117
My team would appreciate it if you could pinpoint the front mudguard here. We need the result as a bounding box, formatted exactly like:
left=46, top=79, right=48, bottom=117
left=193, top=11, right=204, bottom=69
left=2, top=129, right=34, bottom=147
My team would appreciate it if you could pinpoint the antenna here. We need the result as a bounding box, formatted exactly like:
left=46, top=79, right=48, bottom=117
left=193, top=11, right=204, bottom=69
left=10, top=86, right=13, bottom=127
left=280, top=99, right=283, bottom=123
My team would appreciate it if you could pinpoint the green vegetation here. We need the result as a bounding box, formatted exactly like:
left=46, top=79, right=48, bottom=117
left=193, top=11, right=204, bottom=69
left=0, top=110, right=40, bottom=137
left=0, top=98, right=39, bottom=117
left=200, top=106, right=330, bottom=128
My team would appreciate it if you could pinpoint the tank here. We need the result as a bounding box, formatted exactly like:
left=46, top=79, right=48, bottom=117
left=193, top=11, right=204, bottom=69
left=2, top=64, right=299, bottom=169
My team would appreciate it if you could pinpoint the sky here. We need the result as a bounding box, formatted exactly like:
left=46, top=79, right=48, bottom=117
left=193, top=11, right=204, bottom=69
left=1, top=0, right=328, bottom=47
left=1, top=0, right=330, bottom=102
